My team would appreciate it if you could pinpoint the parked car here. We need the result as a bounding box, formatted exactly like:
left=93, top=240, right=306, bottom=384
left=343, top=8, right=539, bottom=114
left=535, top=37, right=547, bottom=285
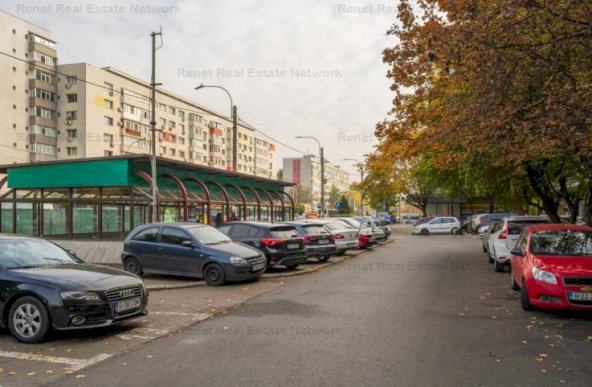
left=122, top=223, right=266, bottom=285
left=413, top=216, right=461, bottom=235
left=217, top=221, right=307, bottom=270
left=335, top=217, right=381, bottom=247
left=0, top=235, right=148, bottom=343
left=284, top=221, right=337, bottom=262
left=355, top=216, right=392, bottom=239
left=477, top=213, right=519, bottom=234
left=404, top=214, right=420, bottom=224
left=510, top=224, right=592, bottom=310
left=490, top=216, right=550, bottom=272
left=312, top=219, right=360, bottom=254
left=482, top=219, right=504, bottom=262
left=414, top=216, right=435, bottom=227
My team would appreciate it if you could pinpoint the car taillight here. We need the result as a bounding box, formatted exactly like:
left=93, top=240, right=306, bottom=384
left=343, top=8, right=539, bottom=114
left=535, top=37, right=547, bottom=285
left=302, top=236, right=315, bottom=244
left=261, top=238, right=285, bottom=247
left=498, top=229, right=508, bottom=239
left=332, top=234, right=344, bottom=240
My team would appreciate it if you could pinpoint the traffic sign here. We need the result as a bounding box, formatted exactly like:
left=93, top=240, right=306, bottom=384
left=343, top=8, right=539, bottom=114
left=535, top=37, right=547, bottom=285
left=335, top=202, right=342, bottom=210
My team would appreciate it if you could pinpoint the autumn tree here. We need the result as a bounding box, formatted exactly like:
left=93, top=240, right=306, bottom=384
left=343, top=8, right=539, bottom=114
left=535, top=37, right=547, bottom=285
left=377, top=0, right=592, bottom=223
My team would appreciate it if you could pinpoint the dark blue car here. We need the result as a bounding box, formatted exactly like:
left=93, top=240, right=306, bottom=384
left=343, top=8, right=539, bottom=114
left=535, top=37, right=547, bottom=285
left=122, top=223, right=266, bottom=286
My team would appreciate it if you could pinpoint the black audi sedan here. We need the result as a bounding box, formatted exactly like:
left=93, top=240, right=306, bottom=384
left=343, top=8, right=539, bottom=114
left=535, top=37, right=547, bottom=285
left=217, top=221, right=307, bottom=270
left=122, top=223, right=266, bottom=286
left=0, top=235, right=148, bottom=343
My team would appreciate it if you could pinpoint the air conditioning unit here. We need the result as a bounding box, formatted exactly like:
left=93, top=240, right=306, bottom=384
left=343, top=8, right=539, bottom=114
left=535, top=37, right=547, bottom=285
left=65, top=84, right=71, bottom=89
left=66, top=120, right=72, bottom=125
left=117, top=121, right=124, bottom=127
left=109, top=91, right=114, bottom=96
left=117, top=107, right=122, bottom=112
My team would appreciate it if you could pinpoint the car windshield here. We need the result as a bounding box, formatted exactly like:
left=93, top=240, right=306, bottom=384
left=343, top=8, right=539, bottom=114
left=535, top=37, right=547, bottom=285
left=508, top=220, right=549, bottom=235
left=530, top=230, right=592, bottom=256
left=354, top=218, right=373, bottom=227
left=342, top=218, right=361, bottom=228
left=0, top=239, right=78, bottom=269
left=188, top=226, right=232, bottom=245
left=323, top=221, right=351, bottom=231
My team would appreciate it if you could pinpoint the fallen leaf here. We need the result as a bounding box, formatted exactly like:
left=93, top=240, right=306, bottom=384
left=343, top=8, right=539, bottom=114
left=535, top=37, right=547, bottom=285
left=76, top=375, right=85, bottom=379
left=27, top=372, right=36, bottom=376
left=8, top=371, right=16, bottom=376
left=146, top=355, right=153, bottom=359
left=64, top=370, right=74, bottom=375
left=521, top=340, right=528, bottom=344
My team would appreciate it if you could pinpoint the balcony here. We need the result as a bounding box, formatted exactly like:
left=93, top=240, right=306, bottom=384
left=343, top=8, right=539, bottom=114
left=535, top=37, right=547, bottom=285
left=29, top=133, right=57, bottom=146
left=209, top=126, right=224, bottom=136
left=29, top=115, right=56, bottom=129
left=29, top=97, right=56, bottom=110
left=29, top=79, right=57, bottom=93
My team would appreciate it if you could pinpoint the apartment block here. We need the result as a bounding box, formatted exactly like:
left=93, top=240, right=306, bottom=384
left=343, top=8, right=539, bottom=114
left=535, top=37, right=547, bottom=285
left=0, top=10, right=58, bottom=164
left=283, top=155, right=350, bottom=203
left=54, top=63, right=275, bottom=177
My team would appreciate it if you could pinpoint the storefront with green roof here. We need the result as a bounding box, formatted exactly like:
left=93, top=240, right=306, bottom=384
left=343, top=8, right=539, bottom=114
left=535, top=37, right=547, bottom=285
left=0, top=155, right=294, bottom=240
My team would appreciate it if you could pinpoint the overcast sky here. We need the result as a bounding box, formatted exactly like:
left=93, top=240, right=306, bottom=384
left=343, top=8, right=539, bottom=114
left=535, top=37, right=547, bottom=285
left=6, top=0, right=397, bottom=180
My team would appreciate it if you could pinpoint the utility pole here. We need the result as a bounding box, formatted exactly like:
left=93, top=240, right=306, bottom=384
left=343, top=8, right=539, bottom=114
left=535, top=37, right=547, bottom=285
left=232, top=105, right=238, bottom=171
left=150, top=29, right=163, bottom=222
left=320, top=147, right=325, bottom=218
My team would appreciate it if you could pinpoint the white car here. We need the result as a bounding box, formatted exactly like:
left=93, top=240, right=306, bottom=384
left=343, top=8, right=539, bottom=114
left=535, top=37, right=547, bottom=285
left=491, top=216, right=549, bottom=272
left=413, top=216, right=460, bottom=235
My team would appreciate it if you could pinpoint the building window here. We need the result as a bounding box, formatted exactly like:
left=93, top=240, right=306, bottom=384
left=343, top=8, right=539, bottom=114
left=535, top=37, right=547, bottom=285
left=104, top=116, right=113, bottom=126
left=179, top=110, right=185, bottom=121
left=31, top=125, right=57, bottom=137
left=104, top=99, right=113, bottom=109
left=170, top=148, right=176, bottom=156
left=31, top=143, right=56, bottom=156
left=33, top=69, right=54, bottom=84
left=33, top=88, right=56, bottom=101
left=105, top=150, right=113, bottom=157
left=33, top=51, right=55, bottom=65
left=66, top=147, right=77, bottom=156
left=159, top=146, right=166, bottom=154
left=66, top=111, right=77, bottom=120
left=159, top=118, right=166, bottom=127
left=179, top=150, right=185, bottom=158
left=67, top=93, right=77, bottom=103
left=179, top=123, right=185, bottom=135
left=104, top=133, right=114, bottom=143
left=32, top=106, right=56, bottom=119
left=66, top=76, right=77, bottom=85
left=66, top=129, right=77, bottom=139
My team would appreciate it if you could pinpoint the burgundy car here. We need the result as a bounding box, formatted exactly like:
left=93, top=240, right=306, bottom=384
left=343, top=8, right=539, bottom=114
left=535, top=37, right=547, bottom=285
left=510, top=224, right=592, bottom=310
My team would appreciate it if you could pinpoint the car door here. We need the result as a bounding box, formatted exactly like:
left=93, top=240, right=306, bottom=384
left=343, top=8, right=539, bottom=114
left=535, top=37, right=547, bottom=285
left=511, top=230, right=529, bottom=282
left=126, top=226, right=161, bottom=273
left=159, top=226, right=201, bottom=275
left=428, top=218, right=443, bottom=233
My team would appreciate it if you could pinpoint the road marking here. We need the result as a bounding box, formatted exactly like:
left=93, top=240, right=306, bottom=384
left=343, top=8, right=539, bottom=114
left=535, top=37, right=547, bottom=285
left=0, top=351, right=111, bottom=371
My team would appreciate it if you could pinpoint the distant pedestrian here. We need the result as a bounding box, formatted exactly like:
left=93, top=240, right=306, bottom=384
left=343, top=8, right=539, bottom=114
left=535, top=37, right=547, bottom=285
left=214, top=212, right=224, bottom=227
left=230, top=212, right=239, bottom=221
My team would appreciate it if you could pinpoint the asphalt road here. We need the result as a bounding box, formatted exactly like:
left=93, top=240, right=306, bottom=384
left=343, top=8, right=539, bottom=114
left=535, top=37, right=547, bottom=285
left=48, top=230, right=592, bottom=387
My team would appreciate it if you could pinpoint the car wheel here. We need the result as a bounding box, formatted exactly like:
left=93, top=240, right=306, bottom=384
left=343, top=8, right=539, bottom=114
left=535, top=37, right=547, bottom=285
left=494, top=260, right=505, bottom=272
left=451, top=227, right=459, bottom=235
left=286, top=264, right=299, bottom=270
left=8, top=296, right=50, bottom=344
left=124, top=257, right=143, bottom=276
left=336, top=251, right=346, bottom=256
left=487, top=253, right=494, bottom=264
left=204, top=264, right=226, bottom=286
left=420, top=228, right=429, bottom=236
left=482, top=243, right=487, bottom=252
left=520, top=280, right=535, bottom=310
left=318, top=256, right=330, bottom=262
left=511, top=273, right=520, bottom=291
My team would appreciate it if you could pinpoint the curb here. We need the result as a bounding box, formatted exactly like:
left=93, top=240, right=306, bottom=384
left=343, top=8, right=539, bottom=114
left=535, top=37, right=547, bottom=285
left=136, top=239, right=394, bottom=291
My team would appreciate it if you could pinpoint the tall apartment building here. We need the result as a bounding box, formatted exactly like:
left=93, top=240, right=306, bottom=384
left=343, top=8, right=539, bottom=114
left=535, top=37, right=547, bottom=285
left=283, top=155, right=350, bottom=204
left=55, top=63, right=276, bottom=177
left=0, top=10, right=58, bottom=164
left=0, top=11, right=276, bottom=178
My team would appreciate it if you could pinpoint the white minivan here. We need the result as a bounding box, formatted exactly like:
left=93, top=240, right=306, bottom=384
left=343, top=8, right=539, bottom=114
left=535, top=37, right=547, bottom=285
left=413, top=216, right=460, bottom=235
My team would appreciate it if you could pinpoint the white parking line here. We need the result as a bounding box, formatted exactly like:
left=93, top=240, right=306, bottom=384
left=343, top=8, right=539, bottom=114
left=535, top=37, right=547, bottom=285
left=0, top=351, right=111, bottom=371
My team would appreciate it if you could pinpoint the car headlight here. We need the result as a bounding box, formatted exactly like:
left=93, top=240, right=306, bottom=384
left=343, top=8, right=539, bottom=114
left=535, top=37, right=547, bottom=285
left=230, top=256, right=248, bottom=265
left=532, top=266, right=557, bottom=285
left=60, top=291, right=101, bottom=301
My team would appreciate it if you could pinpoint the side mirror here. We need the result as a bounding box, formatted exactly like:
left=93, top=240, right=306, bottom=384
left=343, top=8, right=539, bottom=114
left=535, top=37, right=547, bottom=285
left=181, top=240, right=194, bottom=248
left=511, top=247, right=524, bottom=257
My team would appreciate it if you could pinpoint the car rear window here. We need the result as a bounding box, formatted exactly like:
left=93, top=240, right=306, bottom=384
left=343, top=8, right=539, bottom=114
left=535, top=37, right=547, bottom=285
left=301, top=225, right=329, bottom=235
left=323, top=221, right=350, bottom=231
left=508, top=220, right=549, bottom=235
left=270, top=227, right=300, bottom=239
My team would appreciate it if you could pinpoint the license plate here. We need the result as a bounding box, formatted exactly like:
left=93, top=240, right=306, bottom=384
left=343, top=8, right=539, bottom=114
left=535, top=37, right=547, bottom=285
left=347, top=242, right=358, bottom=248
left=568, top=292, right=592, bottom=301
left=253, top=262, right=265, bottom=271
left=115, top=297, right=141, bottom=313
left=318, top=239, right=329, bottom=244
left=287, top=243, right=300, bottom=249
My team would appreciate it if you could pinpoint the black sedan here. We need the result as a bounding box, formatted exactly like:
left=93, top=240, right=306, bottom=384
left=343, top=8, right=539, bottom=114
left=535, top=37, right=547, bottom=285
left=0, top=235, right=148, bottom=343
left=122, top=223, right=266, bottom=286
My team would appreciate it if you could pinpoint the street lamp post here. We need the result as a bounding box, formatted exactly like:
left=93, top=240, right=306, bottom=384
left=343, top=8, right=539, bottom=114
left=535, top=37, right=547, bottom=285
left=150, top=30, right=163, bottom=222
left=194, top=84, right=237, bottom=172
left=343, top=158, right=365, bottom=215
left=296, top=136, right=325, bottom=218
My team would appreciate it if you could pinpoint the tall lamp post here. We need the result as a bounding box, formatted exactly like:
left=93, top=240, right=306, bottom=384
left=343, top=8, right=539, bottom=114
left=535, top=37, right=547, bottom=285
left=296, top=136, right=325, bottom=218
left=150, top=30, right=163, bottom=222
left=343, top=158, right=365, bottom=215
left=194, top=84, right=238, bottom=172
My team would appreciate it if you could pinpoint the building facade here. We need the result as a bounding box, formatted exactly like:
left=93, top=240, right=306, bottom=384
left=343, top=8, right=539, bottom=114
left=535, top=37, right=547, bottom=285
left=0, top=10, right=58, bottom=164
left=0, top=11, right=276, bottom=179
left=283, top=155, right=350, bottom=205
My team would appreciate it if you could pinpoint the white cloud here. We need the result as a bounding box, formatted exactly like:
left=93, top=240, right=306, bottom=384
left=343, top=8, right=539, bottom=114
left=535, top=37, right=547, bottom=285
left=6, top=0, right=397, bottom=180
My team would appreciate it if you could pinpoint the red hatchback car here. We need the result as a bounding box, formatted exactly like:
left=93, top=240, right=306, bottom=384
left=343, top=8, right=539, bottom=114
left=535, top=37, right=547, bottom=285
left=510, top=224, right=592, bottom=311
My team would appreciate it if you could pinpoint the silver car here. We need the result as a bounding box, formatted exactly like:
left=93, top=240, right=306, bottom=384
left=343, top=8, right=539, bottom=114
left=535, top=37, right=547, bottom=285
left=313, top=219, right=359, bottom=254
left=491, top=216, right=550, bottom=272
